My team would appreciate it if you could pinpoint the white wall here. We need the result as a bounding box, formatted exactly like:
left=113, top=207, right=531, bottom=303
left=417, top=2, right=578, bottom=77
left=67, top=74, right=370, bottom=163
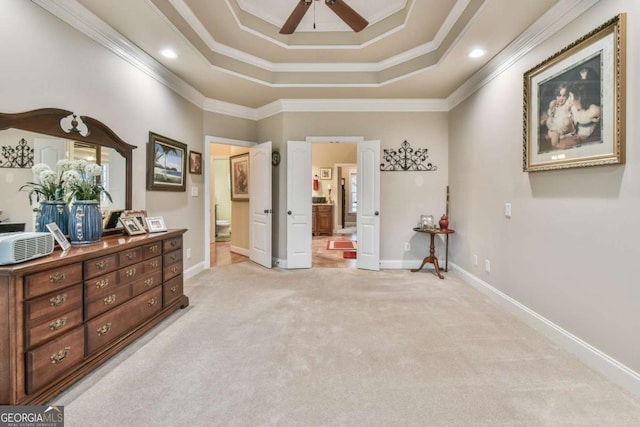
left=449, top=0, right=640, bottom=375
left=0, top=0, right=204, bottom=271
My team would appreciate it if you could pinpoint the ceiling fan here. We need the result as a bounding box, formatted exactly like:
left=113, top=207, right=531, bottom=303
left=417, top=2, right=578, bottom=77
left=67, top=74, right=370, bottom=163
left=279, top=0, right=369, bottom=34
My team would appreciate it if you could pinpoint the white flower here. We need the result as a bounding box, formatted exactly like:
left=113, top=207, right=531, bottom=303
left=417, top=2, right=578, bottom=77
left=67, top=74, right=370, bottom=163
left=72, top=159, right=88, bottom=172
left=62, top=170, right=80, bottom=188
left=32, top=163, right=51, bottom=177
left=56, top=159, right=73, bottom=171
left=85, top=163, right=102, bottom=177
left=39, top=169, right=57, bottom=185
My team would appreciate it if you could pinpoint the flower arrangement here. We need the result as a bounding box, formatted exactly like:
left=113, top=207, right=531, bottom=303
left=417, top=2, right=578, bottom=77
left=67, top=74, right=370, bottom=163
left=63, top=160, right=112, bottom=202
left=20, top=160, right=74, bottom=205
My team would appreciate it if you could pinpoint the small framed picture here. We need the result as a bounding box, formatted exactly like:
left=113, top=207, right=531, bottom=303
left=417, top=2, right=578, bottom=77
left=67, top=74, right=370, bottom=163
left=103, top=209, right=125, bottom=229
left=119, top=216, right=146, bottom=236
left=123, top=210, right=148, bottom=231
left=46, top=223, right=71, bottom=251
left=146, top=216, right=168, bottom=233
left=319, top=167, right=332, bottom=180
left=189, top=151, right=202, bottom=174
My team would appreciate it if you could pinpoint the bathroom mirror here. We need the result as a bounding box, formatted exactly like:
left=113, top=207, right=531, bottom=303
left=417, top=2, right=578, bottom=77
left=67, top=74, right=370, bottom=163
left=0, top=108, right=136, bottom=232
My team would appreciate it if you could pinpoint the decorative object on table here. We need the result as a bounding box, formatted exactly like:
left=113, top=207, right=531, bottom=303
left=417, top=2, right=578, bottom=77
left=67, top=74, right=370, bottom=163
left=147, top=132, right=187, bottom=191
left=64, top=160, right=112, bottom=245
left=146, top=216, right=168, bottom=233
left=420, top=214, right=435, bottom=230
left=123, top=209, right=148, bottom=231
left=189, top=150, right=202, bottom=174
left=45, top=222, right=70, bottom=251
left=523, top=13, right=626, bottom=172
left=229, top=153, right=249, bottom=201
left=119, top=215, right=146, bottom=236
left=103, top=209, right=124, bottom=229
left=327, top=183, right=332, bottom=204
left=439, top=214, right=449, bottom=230
left=1, top=138, right=34, bottom=168
left=20, top=161, right=73, bottom=234
left=380, top=140, right=438, bottom=171
left=319, top=167, right=332, bottom=179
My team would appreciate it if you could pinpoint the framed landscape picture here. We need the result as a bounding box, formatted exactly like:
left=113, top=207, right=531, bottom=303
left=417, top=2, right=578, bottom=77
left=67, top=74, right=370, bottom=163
left=230, top=153, right=249, bottom=201
left=523, top=14, right=625, bottom=172
left=147, top=132, right=187, bottom=191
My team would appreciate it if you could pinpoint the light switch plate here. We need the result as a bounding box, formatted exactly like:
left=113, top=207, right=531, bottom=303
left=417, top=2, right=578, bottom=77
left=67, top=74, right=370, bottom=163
left=191, top=186, right=199, bottom=197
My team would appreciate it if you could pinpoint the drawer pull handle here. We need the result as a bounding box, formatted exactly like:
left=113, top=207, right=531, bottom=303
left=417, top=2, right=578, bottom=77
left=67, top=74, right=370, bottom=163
left=49, top=317, right=67, bottom=331
left=170, top=254, right=177, bottom=261
left=96, top=323, right=112, bottom=336
left=95, top=278, right=109, bottom=289
left=49, top=294, right=67, bottom=306
left=103, top=294, right=116, bottom=305
left=95, top=260, right=109, bottom=269
left=49, top=272, right=66, bottom=283
left=50, top=347, right=70, bottom=364
left=149, top=246, right=158, bottom=253
left=170, top=266, right=179, bottom=274
left=144, top=278, right=154, bottom=287
left=126, top=252, right=137, bottom=260
left=150, top=260, right=159, bottom=268
left=125, top=267, right=137, bottom=278
left=148, top=297, right=158, bottom=307
left=170, top=240, right=178, bottom=247
left=170, top=285, right=178, bottom=294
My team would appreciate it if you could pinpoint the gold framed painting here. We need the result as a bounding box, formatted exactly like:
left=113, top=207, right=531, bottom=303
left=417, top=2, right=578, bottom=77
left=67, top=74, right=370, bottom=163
left=230, top=153, right=249, bottom=201
left=523, top=13, right=625, bottom=172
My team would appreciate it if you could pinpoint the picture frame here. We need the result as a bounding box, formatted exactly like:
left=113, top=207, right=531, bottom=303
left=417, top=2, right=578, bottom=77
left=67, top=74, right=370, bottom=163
left=123, top=210, right=148, bottom=231
left=147, top=131, right=187, bottom=191
left=146, top=216, right=168, bottom=233
left=46, top=222, right=70, bottom=251
left=523, top=13, right=626, bottom=172
left=319, top=167, right=332, bottom=180
left=103, top=209, right=125, bottom=229
left=189, top=150, right=202, bottom=175
left=230, top=153, right=249, bottom=201
left=119, top=216, right=146, bottom=236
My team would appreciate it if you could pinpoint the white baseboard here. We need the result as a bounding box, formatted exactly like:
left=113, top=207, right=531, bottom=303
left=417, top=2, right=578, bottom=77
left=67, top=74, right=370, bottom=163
left=183, top=262, right=206, bottom=281
left=230, top=245, right=249, bottom=257
left=450, top=262, right=640, bottom=397
left=379, top=258, right=445, bottom=270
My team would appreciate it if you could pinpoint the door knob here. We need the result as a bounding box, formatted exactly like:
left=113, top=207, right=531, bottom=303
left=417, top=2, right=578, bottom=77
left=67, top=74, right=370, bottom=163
left=374, top=211, right=379, bottom=216
left=287, top=210, right=292, bottom=215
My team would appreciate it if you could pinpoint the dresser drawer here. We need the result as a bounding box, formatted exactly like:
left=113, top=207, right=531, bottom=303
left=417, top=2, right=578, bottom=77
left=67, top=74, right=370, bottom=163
left=25, top=284, right=83, bottom=324
left=163, top=249, right=183, bottom=266
left=142, top=242, right=162, bottom=260
left=163, top=260, right=183, bottom=281
left=26, top=307, right=83, bottom=350
left=25, top=326, right=85, bottom=395
left=85, top=287, right=162, bottom=355
left=163, top=236, right=182, bottom=252
left=24, top=263, right=83, bottom=299
left=131, top=272, right=162, bottom=297
left=142, top=256, right=162, bottom=274
left=118, top=247, right=142, bottom=268
left=117, top=262, right=143, bottom=284
left=84, top=271, right=119, bottom=301
left=85, top=253, right=119, bottom=279
left=163, top=275, right=183, bottom=307
left=85, top=284, right=131, bottom=320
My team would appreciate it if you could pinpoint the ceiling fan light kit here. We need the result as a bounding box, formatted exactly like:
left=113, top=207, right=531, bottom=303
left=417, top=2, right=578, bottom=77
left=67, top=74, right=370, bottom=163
left=279, top=0, right=369, bottom=35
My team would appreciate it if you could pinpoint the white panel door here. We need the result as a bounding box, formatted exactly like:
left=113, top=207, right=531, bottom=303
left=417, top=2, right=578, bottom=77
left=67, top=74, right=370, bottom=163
left=249, top=141, right=272, bottom=268
left=356, top=140, right=380, bottom=271
left=286, top=140, right=312, bottom=269
left=34, top=138, right=65, bottom=168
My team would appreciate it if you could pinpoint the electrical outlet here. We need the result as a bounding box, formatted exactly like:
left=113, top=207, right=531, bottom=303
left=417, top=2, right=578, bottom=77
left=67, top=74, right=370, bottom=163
left=505, top=202, right=512, bottom=218
left=186, top=248, right=192, bottom=259
left=473, top=254, right=478, bottom=265
left=485, top=259, right=491, bottom=273
left=404, top=242, right=410, bottom=251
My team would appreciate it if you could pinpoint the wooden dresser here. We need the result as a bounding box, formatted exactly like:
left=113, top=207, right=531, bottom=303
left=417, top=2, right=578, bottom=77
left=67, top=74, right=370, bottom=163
left=0, top=229, right=188, bottom=405
left=312, top=204, right=333, bottom=236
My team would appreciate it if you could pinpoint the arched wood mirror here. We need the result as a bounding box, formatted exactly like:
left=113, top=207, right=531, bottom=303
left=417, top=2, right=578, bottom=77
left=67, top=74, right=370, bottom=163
left=0, top=108, right=136, bottom=231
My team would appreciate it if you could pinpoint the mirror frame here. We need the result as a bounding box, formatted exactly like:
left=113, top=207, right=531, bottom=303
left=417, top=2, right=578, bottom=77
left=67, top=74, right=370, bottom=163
left=0, top=108, right=136, bottom=209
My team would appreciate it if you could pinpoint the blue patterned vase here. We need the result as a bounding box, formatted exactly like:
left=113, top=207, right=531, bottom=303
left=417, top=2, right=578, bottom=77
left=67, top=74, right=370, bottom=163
left=36, top=201, right=69, bottom=235
left=68, top=200, right=103, bottom=245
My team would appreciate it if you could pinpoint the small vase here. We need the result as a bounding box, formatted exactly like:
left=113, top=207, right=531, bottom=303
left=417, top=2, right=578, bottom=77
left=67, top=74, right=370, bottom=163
left=68, top=200, right=103, bottom=245
left=439, top=214, right=449, bottom=230
left=36, top=201, right=69, bottom=235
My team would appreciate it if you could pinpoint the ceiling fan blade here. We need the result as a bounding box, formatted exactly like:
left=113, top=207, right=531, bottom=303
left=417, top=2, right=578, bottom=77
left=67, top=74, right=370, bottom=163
left=325, top=0, right=368, bottom=32
left=279, top=1, right=312, bottom=34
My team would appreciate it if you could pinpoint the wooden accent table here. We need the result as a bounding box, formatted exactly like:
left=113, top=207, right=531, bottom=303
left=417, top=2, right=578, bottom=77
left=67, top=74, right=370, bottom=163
left=411, top=228, right=455, bottom=279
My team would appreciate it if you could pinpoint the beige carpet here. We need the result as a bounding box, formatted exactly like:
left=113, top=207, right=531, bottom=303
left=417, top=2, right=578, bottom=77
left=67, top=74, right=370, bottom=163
left=54, top=263, right=640, bottom=426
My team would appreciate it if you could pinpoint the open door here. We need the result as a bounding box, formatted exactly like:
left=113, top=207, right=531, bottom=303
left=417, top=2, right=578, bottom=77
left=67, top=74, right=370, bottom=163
left=249, top=141, right=272, bottom=268
left=286, top=141, right=312, bottom=268
left=356, top=140, right=380, bottom=271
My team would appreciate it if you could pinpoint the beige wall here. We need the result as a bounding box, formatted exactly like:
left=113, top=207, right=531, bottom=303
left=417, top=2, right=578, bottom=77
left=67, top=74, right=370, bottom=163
left=449, top=1, right=639, bottom=373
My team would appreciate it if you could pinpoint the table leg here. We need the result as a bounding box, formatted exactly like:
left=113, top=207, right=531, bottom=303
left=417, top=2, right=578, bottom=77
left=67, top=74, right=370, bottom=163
left=410, top=233, right=445, bottom=279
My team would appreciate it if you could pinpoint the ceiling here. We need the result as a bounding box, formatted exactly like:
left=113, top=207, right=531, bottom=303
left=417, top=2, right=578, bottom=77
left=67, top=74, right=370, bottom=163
left=38, top=0, right=571, bottom=110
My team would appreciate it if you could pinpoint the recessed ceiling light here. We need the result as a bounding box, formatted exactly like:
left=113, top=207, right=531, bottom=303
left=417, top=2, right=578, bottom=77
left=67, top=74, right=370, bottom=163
left=468, top=48, right=486, bottom=58
left=160, top=49, right=177, bottom=59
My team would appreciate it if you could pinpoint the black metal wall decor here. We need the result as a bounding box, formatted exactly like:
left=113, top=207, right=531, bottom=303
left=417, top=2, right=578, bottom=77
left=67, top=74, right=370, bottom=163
left=380, top=140, right=437, bottom=171
left=1, top=138, right=34, bottom=168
